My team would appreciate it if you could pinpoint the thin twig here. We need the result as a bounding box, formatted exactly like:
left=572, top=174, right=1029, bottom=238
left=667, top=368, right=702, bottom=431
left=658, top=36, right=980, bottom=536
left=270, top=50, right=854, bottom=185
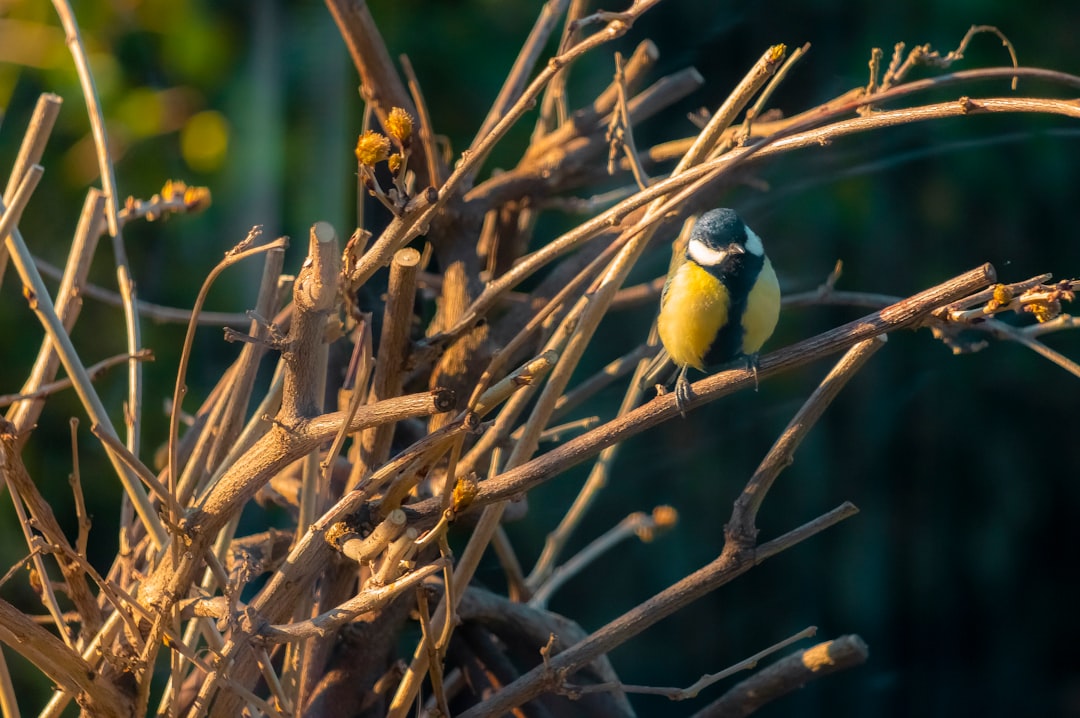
left=0, top=93, right=62, bottom=291
left=1, top=173, right=165, bottom=547
left=563, top=625, right=817, bottom=699
left=981, top=317, right=1080, bottom=379
left=454, top=503, right=859, bottom=718
left=607, top=52, right=651, bottom=190
left=399, top=54, right=444, bottom=188
left=471, top=0, right=571, bottom=151
left=0, top=350, right=154, bottom=408
left=415, top=587, right=452, bottom=718
left=52, top=0, right=147, bottom=455
left=258, top=561, right=445, bottom=642
left=345, top=0, right=663, bottom=291
left=727, top=336, right=887, bottom=545
left=67, top=419, right=91, bottom=561
left=33, top=256, right=255, bottom=326
left=530, top=507, right=678, bottom=608
left=166, top=231, right=289, bottom=517
left=691, top=634, right=869, bottom=718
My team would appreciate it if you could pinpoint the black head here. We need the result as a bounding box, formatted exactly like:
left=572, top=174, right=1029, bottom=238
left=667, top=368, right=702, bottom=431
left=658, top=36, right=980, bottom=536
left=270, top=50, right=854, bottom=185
left=685, top=209, right=765, bottom=284
left=690, top=208, right=748, bottom=251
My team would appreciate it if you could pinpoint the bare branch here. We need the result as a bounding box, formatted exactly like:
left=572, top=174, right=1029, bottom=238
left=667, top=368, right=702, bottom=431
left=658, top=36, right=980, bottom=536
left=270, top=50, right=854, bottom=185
left=690, top=634, right=870, bottom=718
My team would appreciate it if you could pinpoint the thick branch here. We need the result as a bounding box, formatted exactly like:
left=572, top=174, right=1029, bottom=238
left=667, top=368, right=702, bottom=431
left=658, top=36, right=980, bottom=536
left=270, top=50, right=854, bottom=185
left=407, top=264, right=995, bottom=524
left=0, top=598, right=131, bottom=718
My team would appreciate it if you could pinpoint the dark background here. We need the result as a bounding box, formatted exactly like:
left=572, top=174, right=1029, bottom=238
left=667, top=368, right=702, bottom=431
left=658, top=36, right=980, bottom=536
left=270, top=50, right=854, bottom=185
left=1, top=1, right=1078, bottom=716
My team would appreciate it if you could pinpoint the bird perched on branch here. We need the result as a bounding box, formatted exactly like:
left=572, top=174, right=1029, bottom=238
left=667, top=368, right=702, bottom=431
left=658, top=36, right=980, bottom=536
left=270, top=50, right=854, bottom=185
left=650, top=208, right=781, bottom=412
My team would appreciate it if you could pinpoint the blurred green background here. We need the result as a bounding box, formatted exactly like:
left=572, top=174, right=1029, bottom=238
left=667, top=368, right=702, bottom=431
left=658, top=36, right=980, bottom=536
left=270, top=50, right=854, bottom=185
left=1, top=1, right=1079, bottom=716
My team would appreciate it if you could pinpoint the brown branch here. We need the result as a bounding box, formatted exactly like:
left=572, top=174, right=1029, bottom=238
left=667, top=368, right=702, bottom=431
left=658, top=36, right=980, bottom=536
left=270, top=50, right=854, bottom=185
left=471, top=0, right=570, bottom=150
left=259, top=560, right=447, bottom=643
left=562, top=626, right=817, bottom=700
left=529, top=38, right=660, bottom=158
left=0, top=93, right=61, bottom=290
left=184, top=416, right=469, bottom=715
left=408, top=264, right=995, bottom=523
left=726, top=336, right=886, bottom=546
left=324, top=0, right=431, bottom=188
left=166, top=230, right=289, bottom=529
left=345, top=0, right=663, bottom=292
left=0, top=598, right=132, bottom=717
left=0, top=350, right=153, bottom=408
left=454, top=503, right=859, bottom=718
left=690, top=635, right=869, bottom=718
left=32, top=255, right=254, bottom=326
left=0, top=420, right=103, bottom=640
left=4, top=189, right=104, bottom=451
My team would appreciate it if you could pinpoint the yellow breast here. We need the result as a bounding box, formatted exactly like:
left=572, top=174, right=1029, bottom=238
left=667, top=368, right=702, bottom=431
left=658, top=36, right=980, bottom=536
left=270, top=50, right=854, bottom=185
left=657, top=261, right=729, bottom=371
left=740, top=257, right=781, bottom=354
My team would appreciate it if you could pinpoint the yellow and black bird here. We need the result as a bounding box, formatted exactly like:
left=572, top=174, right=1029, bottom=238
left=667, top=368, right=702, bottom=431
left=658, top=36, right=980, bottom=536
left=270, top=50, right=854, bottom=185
left=653, top=208, right=781, bottom=410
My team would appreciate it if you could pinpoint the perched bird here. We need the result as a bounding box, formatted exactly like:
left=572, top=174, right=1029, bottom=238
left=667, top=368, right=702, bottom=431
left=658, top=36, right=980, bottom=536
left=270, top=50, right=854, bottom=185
left=653, top=208, right=781, bottom=410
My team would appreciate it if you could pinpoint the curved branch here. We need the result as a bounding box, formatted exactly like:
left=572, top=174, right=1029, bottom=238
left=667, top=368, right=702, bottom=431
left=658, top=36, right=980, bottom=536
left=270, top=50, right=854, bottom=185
left=407, top=264, right=994, bottom=524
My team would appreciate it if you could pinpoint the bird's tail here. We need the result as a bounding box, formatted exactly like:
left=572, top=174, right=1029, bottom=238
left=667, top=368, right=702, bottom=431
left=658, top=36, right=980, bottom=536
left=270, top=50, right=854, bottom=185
left=640, top=346, right=678, bottom=391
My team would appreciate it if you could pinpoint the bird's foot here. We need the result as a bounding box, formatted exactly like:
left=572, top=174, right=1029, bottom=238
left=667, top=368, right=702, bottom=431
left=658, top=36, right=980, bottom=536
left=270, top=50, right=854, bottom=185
left=744, top=353, right=761, bottom=391
left=674, top=368, right=692, bottom=417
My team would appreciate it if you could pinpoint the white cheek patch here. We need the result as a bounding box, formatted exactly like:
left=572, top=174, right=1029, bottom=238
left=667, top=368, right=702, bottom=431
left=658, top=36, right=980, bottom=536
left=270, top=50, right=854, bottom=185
left=687, top=237, right=729, bottom=267
left=744, top=226, right=765, bottom=257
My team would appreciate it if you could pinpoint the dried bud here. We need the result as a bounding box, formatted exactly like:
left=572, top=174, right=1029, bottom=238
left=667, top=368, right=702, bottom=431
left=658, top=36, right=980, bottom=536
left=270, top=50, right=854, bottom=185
left=385, top=107, right=414, bottom=144
left=325, top=521, right=359, bottom=551
left=355, top=130, right=391, bottom=166
left=183, top=185, right=212, bottom=212
left=388, top=153, right=403, bottom=175
left=160, top=179, right=185, bottom=202
left=1028, top=299, right=1061, bottom=323
left=987, top=283, right=1013, bottom=312
left=651, top=505, right=679, bottom=530
left=451, top=475, right=479, bottom=513
left=634, top=505, right=679, bottom=543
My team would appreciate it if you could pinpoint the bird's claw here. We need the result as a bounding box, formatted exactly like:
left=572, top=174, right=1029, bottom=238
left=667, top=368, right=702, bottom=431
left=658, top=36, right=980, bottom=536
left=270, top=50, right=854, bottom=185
left=745, top=353, right=761, bottom=391
left=674, top=371, right=692, bottom=417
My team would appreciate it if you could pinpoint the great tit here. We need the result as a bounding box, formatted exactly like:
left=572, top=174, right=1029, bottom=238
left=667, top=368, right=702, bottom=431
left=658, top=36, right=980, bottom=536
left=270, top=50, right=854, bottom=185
left=653, top=208, right=781, bottom=410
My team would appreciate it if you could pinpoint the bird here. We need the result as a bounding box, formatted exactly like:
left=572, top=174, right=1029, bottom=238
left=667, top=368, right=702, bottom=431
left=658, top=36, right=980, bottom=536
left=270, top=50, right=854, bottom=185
left=651, top=208, right=781, bottom=412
